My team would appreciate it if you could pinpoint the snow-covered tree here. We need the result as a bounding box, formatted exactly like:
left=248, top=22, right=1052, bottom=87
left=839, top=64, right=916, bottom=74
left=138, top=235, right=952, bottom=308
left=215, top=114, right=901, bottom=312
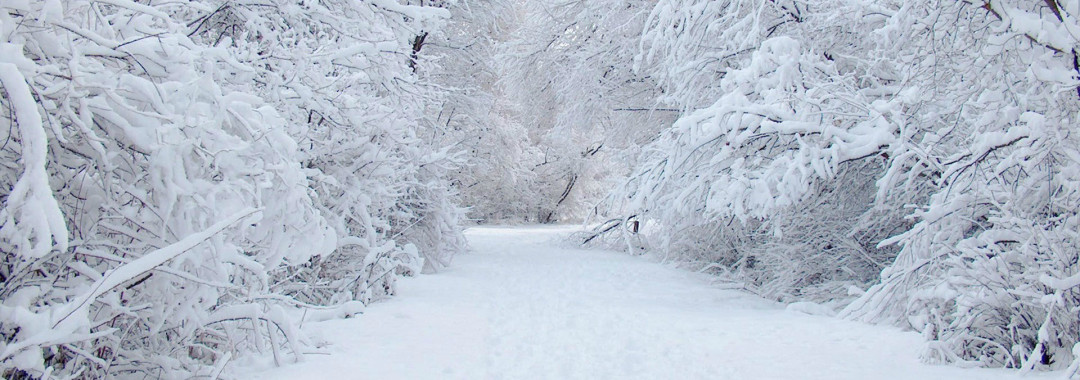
left=494, top=0, right=675, bottom=223
left=838, top=0, right=1080, bottom=370
left=586, top=0, right=901, bottom=304
left=588, top=0, right=1080, bottom=371
left=411, top=0, right=544, bottom=224
left=0, top=0, right=466, bottom=377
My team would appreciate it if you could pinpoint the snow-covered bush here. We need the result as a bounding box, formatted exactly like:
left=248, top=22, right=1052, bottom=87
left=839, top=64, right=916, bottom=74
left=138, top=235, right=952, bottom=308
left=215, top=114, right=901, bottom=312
left=1, top=0, right=465, bottom=377
left=841, top=0, right=1080, bottom=370
left=606, top=2, right=910, bottom=302
left=192, top=0, right=465, bottom=280
left=594, top=0, right=1080, bottom=371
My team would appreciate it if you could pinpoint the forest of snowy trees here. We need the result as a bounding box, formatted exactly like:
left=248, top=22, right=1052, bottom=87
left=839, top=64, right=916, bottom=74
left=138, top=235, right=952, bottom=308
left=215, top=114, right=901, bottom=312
left=2, top=0, right=1079, bottom=378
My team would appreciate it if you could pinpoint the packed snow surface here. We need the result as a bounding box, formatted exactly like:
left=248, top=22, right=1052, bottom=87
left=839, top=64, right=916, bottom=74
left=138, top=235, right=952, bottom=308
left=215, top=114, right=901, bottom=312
left=247, top=226, right=1047, bottom=379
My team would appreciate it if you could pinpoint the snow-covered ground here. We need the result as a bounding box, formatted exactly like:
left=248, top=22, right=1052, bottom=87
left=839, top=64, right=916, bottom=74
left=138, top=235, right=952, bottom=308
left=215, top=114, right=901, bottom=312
left=243, top=226, right=1051, bottom=379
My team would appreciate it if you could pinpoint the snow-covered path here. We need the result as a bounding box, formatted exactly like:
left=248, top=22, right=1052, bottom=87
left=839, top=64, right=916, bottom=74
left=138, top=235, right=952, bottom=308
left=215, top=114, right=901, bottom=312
left=249, top=226, right=1042, bottom=379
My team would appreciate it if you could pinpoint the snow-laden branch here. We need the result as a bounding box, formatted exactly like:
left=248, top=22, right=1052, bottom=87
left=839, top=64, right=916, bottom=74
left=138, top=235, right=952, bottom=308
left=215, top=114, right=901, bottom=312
left=0, top=59, right=68, bottom=259
left=51, top=208, right=260, bottom=331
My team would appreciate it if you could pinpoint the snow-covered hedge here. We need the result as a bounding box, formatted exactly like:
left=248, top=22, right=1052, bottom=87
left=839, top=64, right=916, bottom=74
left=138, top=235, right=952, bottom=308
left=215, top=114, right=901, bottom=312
left=0, top=0, right=464, bottom=378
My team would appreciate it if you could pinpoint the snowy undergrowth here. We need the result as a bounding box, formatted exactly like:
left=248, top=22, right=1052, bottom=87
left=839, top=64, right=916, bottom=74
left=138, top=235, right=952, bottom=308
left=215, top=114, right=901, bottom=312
left=0, top=1, right=466, bottom=378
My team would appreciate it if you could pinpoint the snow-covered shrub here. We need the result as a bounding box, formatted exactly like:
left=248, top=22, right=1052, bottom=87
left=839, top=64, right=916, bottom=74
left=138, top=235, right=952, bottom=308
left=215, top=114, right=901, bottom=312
left=1, top=0, right=466, bottom=377
left=0, top=2, right=333, bottom=377
left=193, top=0, right=466, bottom=283
left=833, top=0, right=1080, bottom=370
left=609, top=28, right=908, bottom=301
left=598, top=0, right=1080, bottom=371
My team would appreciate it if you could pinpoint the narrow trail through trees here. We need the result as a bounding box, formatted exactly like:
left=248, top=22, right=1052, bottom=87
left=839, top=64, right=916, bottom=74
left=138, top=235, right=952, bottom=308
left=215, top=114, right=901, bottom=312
left=247, top=227, right=1041, bottom=379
